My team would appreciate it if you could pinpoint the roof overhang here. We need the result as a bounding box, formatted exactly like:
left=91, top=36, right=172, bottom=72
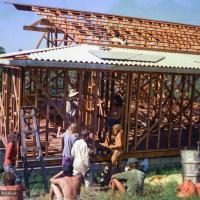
left=0, top=59, right=200, bottom=75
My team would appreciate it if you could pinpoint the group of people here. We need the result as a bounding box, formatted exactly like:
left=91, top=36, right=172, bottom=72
left=48, top=93, right=145, bottom=199
left=0, top=93, right=146, bottom=200
left=50, top=123, right=94, bottom=200
left=50, top=120, right=145, bottom=200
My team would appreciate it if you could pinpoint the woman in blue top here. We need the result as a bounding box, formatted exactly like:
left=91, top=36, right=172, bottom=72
left=57, top=123, right=80, bottom=176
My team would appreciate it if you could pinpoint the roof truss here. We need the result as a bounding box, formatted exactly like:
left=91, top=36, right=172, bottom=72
left=7, top=2, right=200, bottom=53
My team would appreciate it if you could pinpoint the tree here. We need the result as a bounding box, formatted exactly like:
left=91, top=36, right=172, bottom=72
left=0, top=46, right=5, bottom=54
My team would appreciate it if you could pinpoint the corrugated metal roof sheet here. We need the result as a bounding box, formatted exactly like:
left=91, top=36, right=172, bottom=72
left=1, top=44, right=200, bottom=72
left=27, top=44, right=200, bottom=69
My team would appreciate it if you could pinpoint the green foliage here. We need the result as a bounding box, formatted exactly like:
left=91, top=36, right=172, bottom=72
left=0, top=47, right=5, bottom=54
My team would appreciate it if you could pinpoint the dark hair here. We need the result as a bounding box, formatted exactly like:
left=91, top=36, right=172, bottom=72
left=7, top=132, right=17, bottom=143
left=113, top=94, right=123, bottom=107
left=81, top=130, right=89, bottom=139
left=114, top=31, right=120, bottom=38
left=2, top=172, right=16, bottom=186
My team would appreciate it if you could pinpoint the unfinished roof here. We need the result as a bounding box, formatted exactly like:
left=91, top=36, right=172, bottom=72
left=1, top=44, right=200, bottom=74
left=8, top=2, right=200, bottom=54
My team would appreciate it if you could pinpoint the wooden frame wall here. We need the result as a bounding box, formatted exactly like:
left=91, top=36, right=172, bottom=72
left=127, top=73, right=200, bottom=155
left=1, top=66, right=200, bottom=160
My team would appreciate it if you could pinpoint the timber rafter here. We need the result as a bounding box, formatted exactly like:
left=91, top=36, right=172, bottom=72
left=8, top=2, right=200, bottom=53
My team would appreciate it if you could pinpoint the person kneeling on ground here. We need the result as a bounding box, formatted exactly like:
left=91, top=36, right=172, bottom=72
left=109, top=157, right=145, bottom=197
left=0, top=171, right=26, bottom=200
left=50, top=171, right=81, bottom=200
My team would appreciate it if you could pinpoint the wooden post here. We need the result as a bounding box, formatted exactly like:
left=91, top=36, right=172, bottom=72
left=134, top=74, right=141, bottom=151
left=146, top=74, right=153, bottom=151
left=45, top=70, right=50, bottom=157
left=124, top=73, right=132, bottom=153
left=188, top=75, right=196, bottom=147
left=168, top=74, right=175, bottom=148
left=157, top=74, right=164, bottom=150
left=178, top=75, right=185, bottom=148
left=78, top=70, right=83, bottom=131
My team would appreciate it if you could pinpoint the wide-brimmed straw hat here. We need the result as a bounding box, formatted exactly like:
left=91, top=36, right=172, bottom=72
left=68, top=89, right=79, bottom=97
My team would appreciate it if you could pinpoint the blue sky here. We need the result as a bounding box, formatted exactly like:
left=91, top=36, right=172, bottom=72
left=1, top=0, right=200, bottom=53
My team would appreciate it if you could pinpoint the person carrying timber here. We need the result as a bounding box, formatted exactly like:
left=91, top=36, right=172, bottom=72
left=57, top=123, right=80, bottom=176
left=109, top=157, right=145, bottom=197
left=0, top=171, right=26, bottom=200
left=50, top=171, right=82, bottom=200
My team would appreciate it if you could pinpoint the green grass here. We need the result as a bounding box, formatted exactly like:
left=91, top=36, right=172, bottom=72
left=1, top=166, right=199, bottom=200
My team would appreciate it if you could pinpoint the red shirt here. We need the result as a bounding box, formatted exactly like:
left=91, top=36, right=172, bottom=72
left=0, top=185, right=25, bottom=200
left=4, top=142, right=17, bottom=166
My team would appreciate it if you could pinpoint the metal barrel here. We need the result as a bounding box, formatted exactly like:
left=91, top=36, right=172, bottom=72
left=181, top=150, right=200, bottom=183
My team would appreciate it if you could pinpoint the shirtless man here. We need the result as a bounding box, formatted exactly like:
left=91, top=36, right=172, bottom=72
left=108, top=124, right=123, bottom=168
left=102, top=124, right=123, bottom=184
left=50, top=171, right=81, bottom=200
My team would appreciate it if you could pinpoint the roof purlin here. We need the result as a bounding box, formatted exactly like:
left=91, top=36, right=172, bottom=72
left=7, top=2, right=200, bottom=54
left=0, top=59, right=200, bottom=75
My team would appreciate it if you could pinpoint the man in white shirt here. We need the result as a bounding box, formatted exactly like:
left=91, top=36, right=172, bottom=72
left=71, top=130, right=90, bottom=178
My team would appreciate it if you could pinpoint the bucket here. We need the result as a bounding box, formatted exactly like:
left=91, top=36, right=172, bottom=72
left=0, top=148, right=5, bottom=170
left=181, top=150, right=200, bottom=183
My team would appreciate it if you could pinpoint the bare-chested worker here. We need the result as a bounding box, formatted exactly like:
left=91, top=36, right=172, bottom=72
left=108, top=124, right=123, bottom=168
left=50, top=171, right=81, bottom=200
left=102, top=124, right=123, bottom=184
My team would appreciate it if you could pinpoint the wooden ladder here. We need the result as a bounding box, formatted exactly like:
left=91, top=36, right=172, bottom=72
left=19, top=106, right=48, bottom=194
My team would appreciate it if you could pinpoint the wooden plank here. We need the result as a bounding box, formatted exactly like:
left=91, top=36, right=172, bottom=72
left=178, top=75, right=185, bottom=148
left=188, top=75, right=196, bottom=147
left=93, top=72, right=99, bottom=133
left=156, top=74, right=164, bottom=150
left=134, top=74, right=141, bottom=151
left=168, top=75, right=175, bottom=148
left=16, top=149, right=181, bottom=168
left=124, top=73, right=132, bottom=152
left=45, top=70, right=50, bottom=157
left=36, top=32, right=46, bottom=49
left=146, top=74, right=153, bottom=151
left=77, top=71, right=84, bottom=131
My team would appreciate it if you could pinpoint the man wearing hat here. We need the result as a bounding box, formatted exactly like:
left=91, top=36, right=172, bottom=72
left=66, top=89, right=79, bottom=123
left=109, top=157, right=145, bottom=196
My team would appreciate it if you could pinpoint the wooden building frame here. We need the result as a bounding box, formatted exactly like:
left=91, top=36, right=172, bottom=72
left=0, top=3, right=200, bottom=165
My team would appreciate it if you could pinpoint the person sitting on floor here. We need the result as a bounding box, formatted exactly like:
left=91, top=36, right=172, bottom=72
left=109, top=157, right=145, bottom=197
left=50, top=171, right=81, bottom=200
left=0, top=171, right=26, bottom=200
